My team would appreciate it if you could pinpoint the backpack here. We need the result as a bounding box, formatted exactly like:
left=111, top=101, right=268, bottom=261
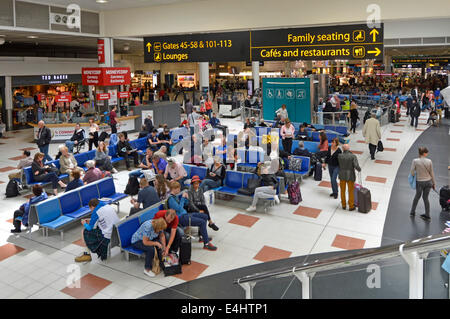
left=124, top=176, right=140, bottom=196
left=6, top=179, right=20, bottom=198
left=287, top=181, right=302, bottom=205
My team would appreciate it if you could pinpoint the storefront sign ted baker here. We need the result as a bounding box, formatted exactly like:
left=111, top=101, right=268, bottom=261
left=82, top=67, right=131, bottom=86
left=96, top=93, right=110, bottom=100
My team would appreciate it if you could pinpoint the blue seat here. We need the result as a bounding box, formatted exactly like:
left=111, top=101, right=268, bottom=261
left=75, top=152, right=89, bottom=167
left=217, top=186, right=239, bottom=194
left=190, top=166, right=207, bottom=180
left=237, top=149, right=247, bottom=162
left=59, top=191, right=82, bottom=215
left=35, top=199, right=73, bottom=230
left=79, top=183, right=100, bottom=206
left=285, top=156, right=311, bottom=175
left=97, top=178, right=127, bottom=202
left=117, top=217, right=143, bottom=256
left=242, top=172, right=258, bottom=188
left=224, top=171, right=243, bottom=189
left=109, top=133, right=118, bottom=146
left=183, top=165, right=192, bottom=178
left=138, top=206, right=160, bottom=224
left=304, top=141, right=320, bottom=153
left=86, top=150, right=96, bottom=161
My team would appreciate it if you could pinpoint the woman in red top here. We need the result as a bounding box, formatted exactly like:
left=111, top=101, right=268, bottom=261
left=109, top=106, right=118, bottom=134
left=205, top=96, right=213, bottom=119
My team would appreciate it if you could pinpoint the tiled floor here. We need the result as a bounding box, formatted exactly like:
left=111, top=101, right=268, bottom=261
left=0, top=109, right=433, bottom=298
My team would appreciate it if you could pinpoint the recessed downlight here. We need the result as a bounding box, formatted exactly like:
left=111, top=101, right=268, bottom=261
left=96, top=0, right=109, bottom=3
left=27, top=35, right=38, bottom=39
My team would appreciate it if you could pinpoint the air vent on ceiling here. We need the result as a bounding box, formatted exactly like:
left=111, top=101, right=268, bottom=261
left=50, top=12, right=69, bottom=25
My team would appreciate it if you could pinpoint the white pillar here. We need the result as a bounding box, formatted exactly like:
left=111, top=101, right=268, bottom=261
left=99, top=37, right=114, bottom=67
left=198, top=62, right=209, bottom=92
left=5, top=76, right=13, bottom=130
left=252, top=61, right=260, bottom=90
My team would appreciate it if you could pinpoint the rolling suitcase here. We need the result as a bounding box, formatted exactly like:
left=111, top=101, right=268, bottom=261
left=179, top=215, right=192, bottom=265
left=287, top=180, right=302, bottom=205
left=356, top=173, right=372, bottom=213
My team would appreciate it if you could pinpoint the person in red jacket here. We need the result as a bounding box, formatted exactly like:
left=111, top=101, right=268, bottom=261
left=109, top=106, right=118, bottom=134
left=153, top=209, right=182, bottom=256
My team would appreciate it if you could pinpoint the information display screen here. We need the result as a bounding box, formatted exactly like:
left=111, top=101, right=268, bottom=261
left=251, top=24, right=384, bottom=61
left=144, top=31, right=250, bottom=63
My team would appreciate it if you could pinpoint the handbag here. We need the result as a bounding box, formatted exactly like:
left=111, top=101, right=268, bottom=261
left=408, top=174, right=416, bottom=190
left=152, top=247, right=161, bottom=275
left=377, top=140, right=384, bottom=152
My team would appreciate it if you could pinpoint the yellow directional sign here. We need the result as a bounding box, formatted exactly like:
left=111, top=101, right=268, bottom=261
left=146, top=42, right=152, bottom=53
left=369, top=29, right=379, bottom=42
left=368, top=47, right=381, bottom=56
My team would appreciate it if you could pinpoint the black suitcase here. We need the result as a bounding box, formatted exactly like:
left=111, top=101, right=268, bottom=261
left=357, top=187, right=372, bottom=213
left=440, top=185, right=450, bottom=210
left=179, top=216, right=192, bottom=265
left=314, top=162, right=322, bottom=181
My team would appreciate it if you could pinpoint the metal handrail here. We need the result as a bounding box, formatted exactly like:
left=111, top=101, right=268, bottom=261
left=234, top=233, right=450, bottom=286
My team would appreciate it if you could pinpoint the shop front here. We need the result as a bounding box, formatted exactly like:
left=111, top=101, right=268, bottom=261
left=10, top=73, right=87, bottom=130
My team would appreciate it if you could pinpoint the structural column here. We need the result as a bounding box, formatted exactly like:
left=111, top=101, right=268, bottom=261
left=5, top=76, right=13, bottom=130
left=198, top=62, right=209, bottom=93
left=98, top=37, right=114, bottom=68
left=252, top=61, right=260, bottom=91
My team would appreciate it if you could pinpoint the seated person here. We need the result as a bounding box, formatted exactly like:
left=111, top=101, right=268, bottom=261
left=200, top=156, right=226, bottom=191
left=246, top=162, right=280, bottom=212
left=32, top=152, right=66, bottom=196
left=83, top=160, right=103, bottom=184
left=168, top=181, right=217, bottom=251
left=157, top=127, right=172, bottom=151
left=129, top=147, right=154, bottom=178
left=153, top=209, right=183, bottom=256
left=154, top=145, right=168, bottom=160
left=138, top=125, right=149, bottom=139
left=243, top=117, right=254, bottom=130
left=59, top=146, right=83, bottom=179
left=65, top=123, right=85, bottom=153
left=209, top=112, right=227, bottom=135
left=11, top=185, right=48, bottom=233
left=117, top=132, right=139, bottom=171
left=259, top=119, right=268, bottom=127
left=75, top=199, right=120, bottom=262
left=296, top=125, right=309, bottom=140
left=147, top=129, right=160, bottom=152
left=130, top=217, right=167, bottom=277
left=66, top=169, right=84, bottom=192
left=293, top=141, right=313, bottom=157
left=152, top=154, right=167, bottom=175
left=129, top=178, right=160, bottom=216
left=8, top=150, right=33, bottom=182
left=155, top=174, right=171, bottom=201
left=164, top=157, right=188, bottom=186
left=94, top=141, right=117, bottom=173
left=187, top=175, right=219, bottom=231
left=427, top=110, right=438, bottom=126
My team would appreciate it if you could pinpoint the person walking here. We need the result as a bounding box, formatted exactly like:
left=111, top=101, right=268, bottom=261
left=280, top=118, right=295, bottom=154
left=362, top=113, right=381, bottom=160
left=337, top=144, right=361, bottom=211
left=36, top=120, right=53, bottom=162
left=323, top=138, right=342, bottom=199
left=410, top=147, right=436, bottom=221
left=410, top=99, right=421, bottom=128
left=350, top=100, right=359, bottom=134
left=109, top=106, right=118, bottom=134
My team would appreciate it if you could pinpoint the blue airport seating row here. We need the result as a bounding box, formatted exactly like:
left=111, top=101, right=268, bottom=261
left=27, top=177, right=127, bottom=239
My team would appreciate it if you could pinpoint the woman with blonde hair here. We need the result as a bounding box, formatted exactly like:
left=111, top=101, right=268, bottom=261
left=154, top=174, right=171, bottom=201
left=59, top=146, right=83, bottom=179
left=94, top=141, right=117, bottom=173
left=131, top=217, right=167, bottom=277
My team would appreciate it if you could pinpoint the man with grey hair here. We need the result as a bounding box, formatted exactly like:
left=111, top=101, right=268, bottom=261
left=82, top=160, right=103, bottom=184
left=36, top=120, right=53, bottom=162
left=337, top=144, right=361, bottom=211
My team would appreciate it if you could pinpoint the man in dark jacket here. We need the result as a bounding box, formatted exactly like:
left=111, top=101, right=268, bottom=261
left=117, top=132, right=139, bottom=170
left=337, top=144, right=361, bottom=211
left=65, top=123, right=85, bottom=153
left=36, top=120, right=53, bottom=162
left=410, top=99, right=421, bottom=128
left=144, top=114, right=154, bottom=133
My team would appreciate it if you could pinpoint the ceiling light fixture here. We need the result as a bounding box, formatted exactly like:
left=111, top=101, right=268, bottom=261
left=27, top=35, right=38, bottom=39
left=0, top=38, right=5, bottom=45
left=96, top=0, right=108, bottom=3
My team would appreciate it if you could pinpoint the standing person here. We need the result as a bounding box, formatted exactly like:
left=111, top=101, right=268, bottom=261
left=88, top=118, right=99, bottom=151
left=323, top=138, right=342, bottom=199
left=36, top=120, right=53, bottom=162
left=337, top=144, right=361, bottom=211
left=205, top=96, right=213, bottom=119
left=184, top=99, right=193, bottom=116
left=362, top=113, right=381, bottom=160
left=144, top=114, right=154, bottom=133
left=435, top=96, right=444, bottom=126
left=75, top=199, right=120, bottom=262
left=275, top=104, right=288, bottom=120
left=32, top=152, right=66, bottom=196
left=109, top=106, right=118, bottom=134
left=129, top=178, right=160, bottom=216
left=187, top=175, right=219, bottom=231
left=280, top=118, right=295, bottom=154
left=410, top=147, right=436, bottom=221
left=410, top=99, right=421, bottom=128
left=117, top=133, right=139, bottom=171
left=350, top=100, right=359, bottom=134
left=167, top=181, right=217, bottom=251
left=131, top=217, right=167, bottom=277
